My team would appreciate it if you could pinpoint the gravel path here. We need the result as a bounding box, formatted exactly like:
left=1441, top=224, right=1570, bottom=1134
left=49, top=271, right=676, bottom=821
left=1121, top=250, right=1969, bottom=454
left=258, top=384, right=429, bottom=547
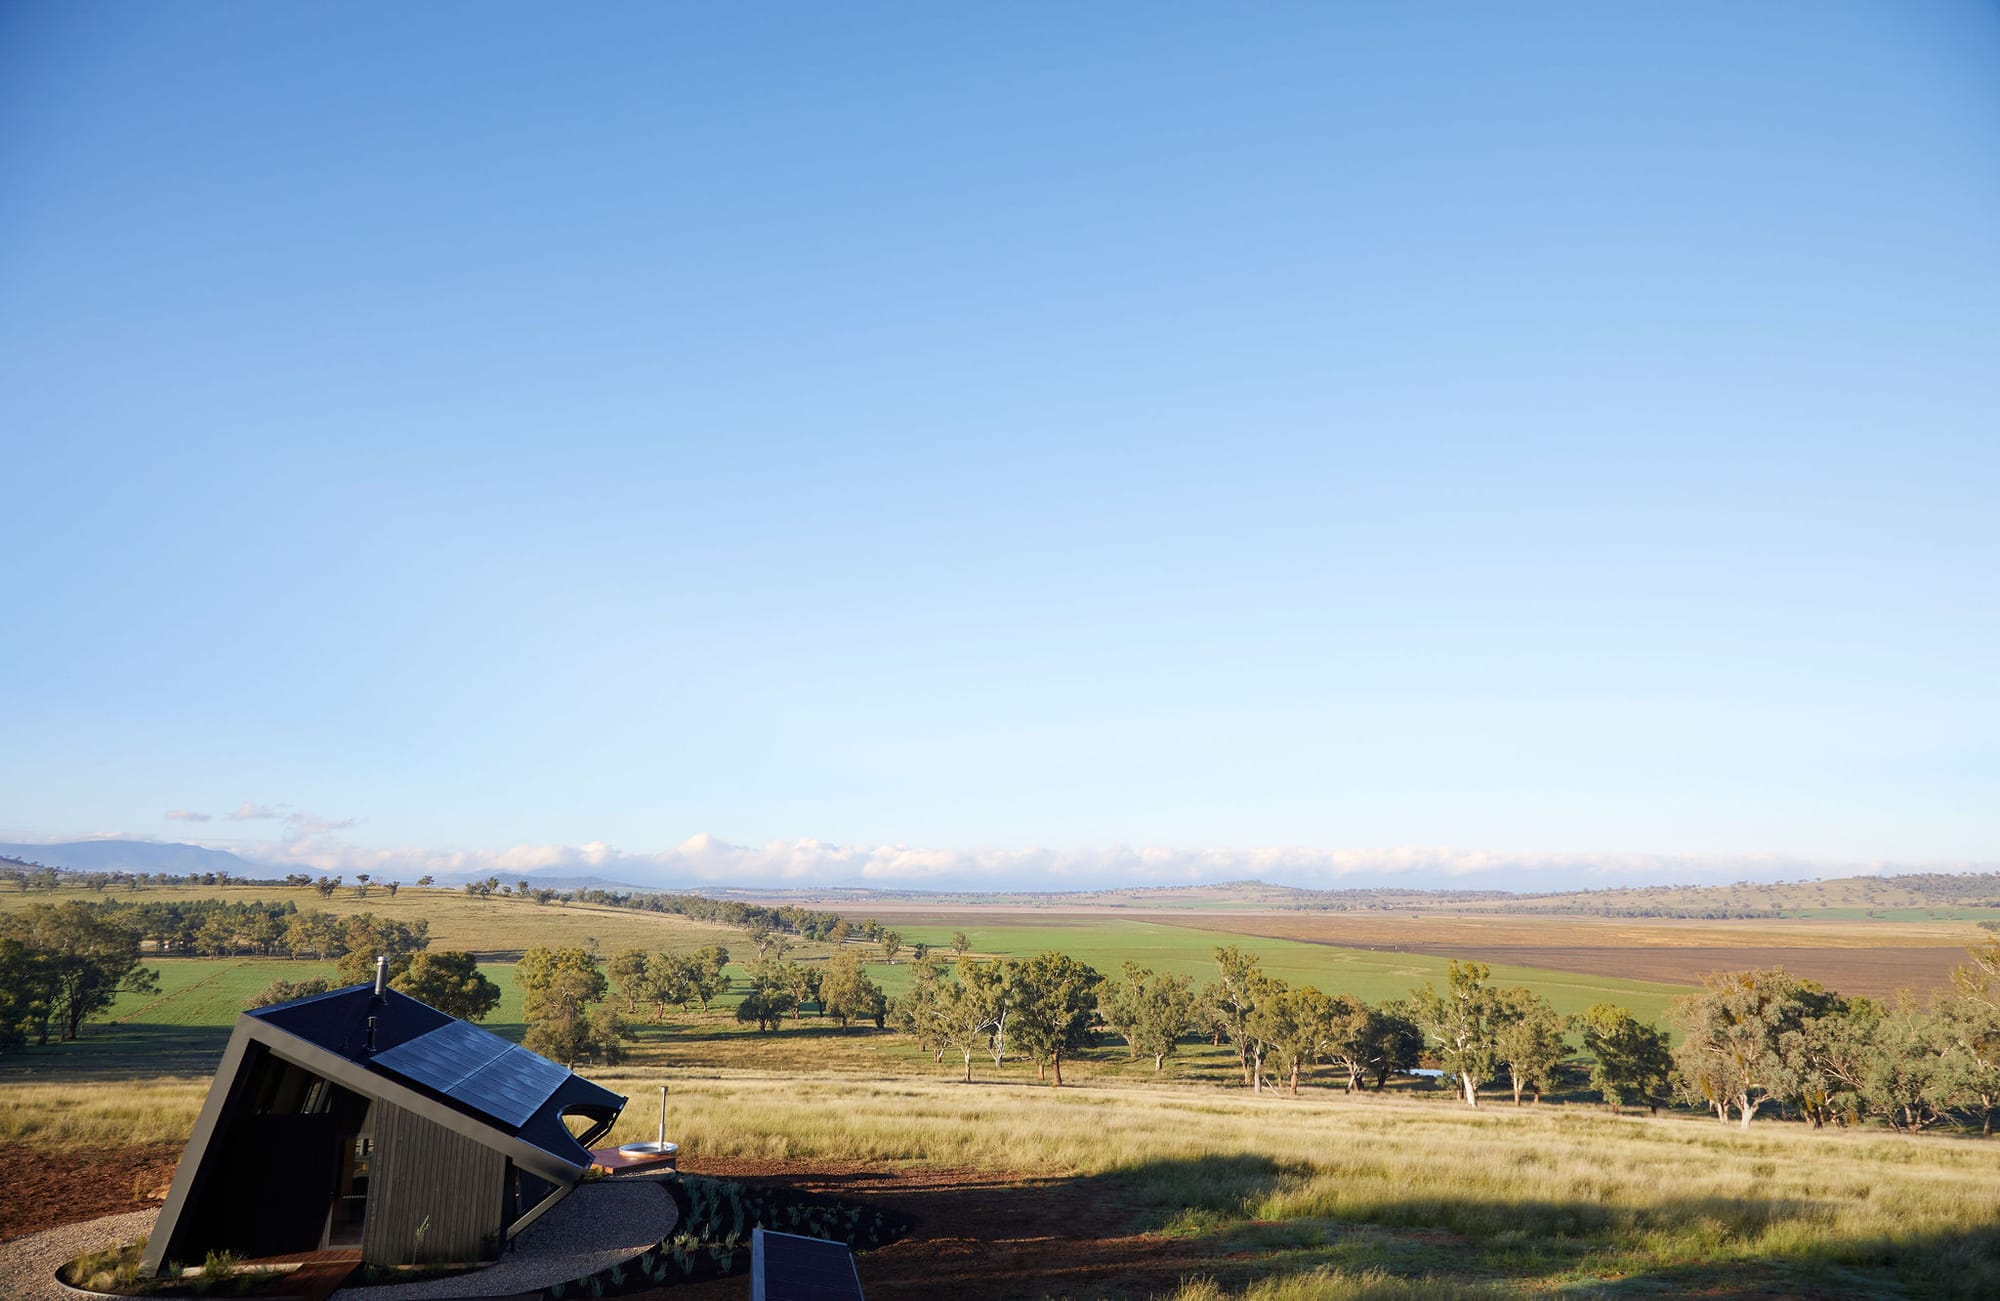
left=330, top=1178, right=677, bottom=1301
left=0, top=1207, right=157, bottom=1301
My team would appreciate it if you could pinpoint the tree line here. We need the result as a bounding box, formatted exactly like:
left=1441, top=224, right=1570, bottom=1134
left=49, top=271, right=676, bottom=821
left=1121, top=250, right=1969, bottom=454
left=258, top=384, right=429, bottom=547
left=878, top=940, right=2000, bottom=1139
left=0, top=902, right=159, bottom=1048
left=65, top=898, right=435, bottom=962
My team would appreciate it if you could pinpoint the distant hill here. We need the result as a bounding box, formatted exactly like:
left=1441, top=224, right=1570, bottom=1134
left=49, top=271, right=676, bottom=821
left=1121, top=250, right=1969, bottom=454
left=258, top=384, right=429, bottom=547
left=0, top=839, right=277, bottom=877
left=699, top=873, right=2000, bottom=920
left=1440, top=872, right=2000, bottom=919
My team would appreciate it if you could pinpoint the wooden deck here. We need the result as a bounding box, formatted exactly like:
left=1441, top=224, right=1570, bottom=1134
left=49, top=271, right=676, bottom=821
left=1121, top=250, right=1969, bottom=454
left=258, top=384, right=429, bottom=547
left=244, top=1248, right=360, bottom=1301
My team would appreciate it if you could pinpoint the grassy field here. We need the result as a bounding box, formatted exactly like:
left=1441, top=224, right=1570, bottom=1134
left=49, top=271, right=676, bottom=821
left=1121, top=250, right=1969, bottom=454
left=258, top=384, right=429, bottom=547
left=894, top=918, right=1689, bottom=1023
left=0, top=883, right=1706, bottom=1088
left=6, top=884, right=1999, bottom=1294
left=541, top=1075, right=2000, bottom=1296
left=6, top=1070, right=1996, bottom=1296
left=0, top=882, right=745, bottom=956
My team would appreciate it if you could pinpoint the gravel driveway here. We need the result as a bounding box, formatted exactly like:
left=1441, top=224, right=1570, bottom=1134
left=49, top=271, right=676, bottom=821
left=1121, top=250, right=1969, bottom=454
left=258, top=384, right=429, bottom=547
left=0, top=1207, right=157, bottom=1301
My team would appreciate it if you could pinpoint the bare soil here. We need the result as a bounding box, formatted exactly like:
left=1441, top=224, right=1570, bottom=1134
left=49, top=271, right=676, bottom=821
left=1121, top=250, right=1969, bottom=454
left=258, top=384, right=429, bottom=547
left=0, top=1147, right=1212, bottom=1297
left=650, top=1158, right=1215, bottom=1300
left=0, top=1141, right=180, bottom=1243
left=1143, top=915, right=1974, bottom=997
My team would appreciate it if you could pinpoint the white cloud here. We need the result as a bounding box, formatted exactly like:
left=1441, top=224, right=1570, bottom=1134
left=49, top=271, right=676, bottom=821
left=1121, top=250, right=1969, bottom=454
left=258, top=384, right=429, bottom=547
left=286, top=812, right=360, bottom=836
left=228, top=802, right=285, bottom=821
left=204, top=830, right=1991, bottom=894
left=164, top=810, right=212, bottom=822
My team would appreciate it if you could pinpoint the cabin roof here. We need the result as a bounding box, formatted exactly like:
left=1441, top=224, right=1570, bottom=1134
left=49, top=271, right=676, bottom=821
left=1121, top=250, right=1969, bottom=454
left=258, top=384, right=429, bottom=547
left=246, top=983, right=621, bottom=1165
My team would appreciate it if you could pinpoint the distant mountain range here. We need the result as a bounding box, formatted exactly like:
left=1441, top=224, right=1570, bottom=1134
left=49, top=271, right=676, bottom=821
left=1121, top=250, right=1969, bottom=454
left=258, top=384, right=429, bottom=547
left=8, top=840, right=2000, bottom=921
left=0, top=839, right=274, bottom=877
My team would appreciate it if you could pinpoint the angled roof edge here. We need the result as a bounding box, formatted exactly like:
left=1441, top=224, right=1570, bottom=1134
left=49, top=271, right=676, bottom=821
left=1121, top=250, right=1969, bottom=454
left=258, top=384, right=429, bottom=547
left=241, top=1015, right=603, bottom=1177
left=243, top=983, right=623, bottom=1148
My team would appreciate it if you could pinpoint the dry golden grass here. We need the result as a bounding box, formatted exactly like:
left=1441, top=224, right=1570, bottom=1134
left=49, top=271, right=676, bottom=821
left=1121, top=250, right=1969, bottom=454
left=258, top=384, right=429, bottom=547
left=611, top=1075, right=2000, bottom=1293
left=0, top=882, right=745, bottom=955
left=0, top=1077, right=211, bottom=1147
left=7, top=1068, right=1997, bottom=1292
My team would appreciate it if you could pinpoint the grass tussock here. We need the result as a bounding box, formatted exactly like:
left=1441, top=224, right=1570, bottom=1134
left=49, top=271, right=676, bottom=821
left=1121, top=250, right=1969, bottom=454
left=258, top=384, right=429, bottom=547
left=1166, top=1269, right=1505, bottom=1300
left=593, top=1072, right=2000, bottom=1296
left=0, top=1077, right=209, bottom=1146
left=9, top=1064, right=2000, bottom=1293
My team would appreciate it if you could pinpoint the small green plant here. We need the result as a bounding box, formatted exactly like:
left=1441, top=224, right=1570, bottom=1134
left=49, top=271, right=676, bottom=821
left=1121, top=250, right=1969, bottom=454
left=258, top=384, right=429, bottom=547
left=201, top=1248, right=241, bottom=1281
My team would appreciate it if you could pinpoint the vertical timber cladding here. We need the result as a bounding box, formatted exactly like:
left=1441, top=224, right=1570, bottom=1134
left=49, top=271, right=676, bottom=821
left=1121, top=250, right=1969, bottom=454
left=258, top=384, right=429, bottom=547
left=364, top=1100, right=509, bottom=1265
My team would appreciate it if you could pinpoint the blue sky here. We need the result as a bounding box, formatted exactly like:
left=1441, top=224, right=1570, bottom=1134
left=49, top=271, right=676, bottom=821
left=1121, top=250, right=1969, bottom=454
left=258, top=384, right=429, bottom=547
left=2, top=4, right=1995, bottom=887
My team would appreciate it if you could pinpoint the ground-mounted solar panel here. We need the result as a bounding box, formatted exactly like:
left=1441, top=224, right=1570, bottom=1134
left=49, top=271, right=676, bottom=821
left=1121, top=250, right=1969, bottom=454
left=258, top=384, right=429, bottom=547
left=372, top=1019, right=570, bottom=1129
left=751, top=1228, right=864, bottom=1301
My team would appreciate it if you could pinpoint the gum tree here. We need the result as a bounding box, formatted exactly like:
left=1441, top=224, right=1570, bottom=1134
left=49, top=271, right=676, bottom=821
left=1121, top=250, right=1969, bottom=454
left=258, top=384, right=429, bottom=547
left=1408, top=960, right=1503, bottom=1106
left=1010, top=950, right=1102, bottom=1087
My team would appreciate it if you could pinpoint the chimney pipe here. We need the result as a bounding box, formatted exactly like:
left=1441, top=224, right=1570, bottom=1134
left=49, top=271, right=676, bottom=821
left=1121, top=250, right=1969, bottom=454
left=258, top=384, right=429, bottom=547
left=374, top=954, right=387, bottom=998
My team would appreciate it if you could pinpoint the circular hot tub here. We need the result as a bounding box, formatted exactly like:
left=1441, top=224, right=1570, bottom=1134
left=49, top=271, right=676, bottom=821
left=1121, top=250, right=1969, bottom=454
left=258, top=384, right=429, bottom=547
left=616, top=1140, right=679, bottom=1167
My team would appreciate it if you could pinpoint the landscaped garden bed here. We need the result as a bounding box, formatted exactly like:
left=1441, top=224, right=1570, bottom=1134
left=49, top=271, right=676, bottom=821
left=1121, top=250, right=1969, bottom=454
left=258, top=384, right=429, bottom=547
left=539, top=1175, right=911, bottom=1297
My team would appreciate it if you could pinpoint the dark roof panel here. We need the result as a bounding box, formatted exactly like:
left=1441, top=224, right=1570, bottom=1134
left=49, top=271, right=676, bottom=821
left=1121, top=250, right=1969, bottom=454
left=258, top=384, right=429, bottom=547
left=249, top=984, right=451, bottom=1058
left=372, top=1016, right=577, bottom=1130
left=242, top=982, right=624, bottom=1166
left=457, top=1045, right=573, bottom=1129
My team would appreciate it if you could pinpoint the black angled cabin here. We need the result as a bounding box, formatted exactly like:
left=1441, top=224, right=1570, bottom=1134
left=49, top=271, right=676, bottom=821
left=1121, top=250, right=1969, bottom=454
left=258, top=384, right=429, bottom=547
left=141, top=971, right=624, bottom=1276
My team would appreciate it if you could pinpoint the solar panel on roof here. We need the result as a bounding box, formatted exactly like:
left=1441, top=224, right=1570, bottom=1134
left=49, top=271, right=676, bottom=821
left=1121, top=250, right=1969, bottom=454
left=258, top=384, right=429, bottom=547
left=751, top=1229, right=864, bottom=1301
left=455, top=1046, right=571, bottom=1128
left=371, top=1020, right=571, bottom=1129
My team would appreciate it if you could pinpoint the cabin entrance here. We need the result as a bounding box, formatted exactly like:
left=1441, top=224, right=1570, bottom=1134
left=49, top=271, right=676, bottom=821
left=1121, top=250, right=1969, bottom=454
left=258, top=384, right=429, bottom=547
left=326, top=1133, right=373, bottom=1247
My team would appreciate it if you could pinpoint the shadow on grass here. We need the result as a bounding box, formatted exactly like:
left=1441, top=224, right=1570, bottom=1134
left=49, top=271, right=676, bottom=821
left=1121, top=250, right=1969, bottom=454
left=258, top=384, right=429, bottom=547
left=688, top=1152, right=2000, bottom=1300
left=0, top=1023, right=234, bottom=1082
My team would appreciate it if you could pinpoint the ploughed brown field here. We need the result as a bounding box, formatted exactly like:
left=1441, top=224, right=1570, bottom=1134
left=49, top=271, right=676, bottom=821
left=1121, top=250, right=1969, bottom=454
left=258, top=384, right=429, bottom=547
left=1143, top=913, right=1976, bottom=998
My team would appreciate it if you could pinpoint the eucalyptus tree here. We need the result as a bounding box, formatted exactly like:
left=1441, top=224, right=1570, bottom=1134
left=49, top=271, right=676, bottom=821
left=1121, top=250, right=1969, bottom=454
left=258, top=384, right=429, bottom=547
left=395, top=951, right=502, bottom=1022
left=1098, top=963, right=1200, bottom=1072
left=964, top=958, right=1015, bottom=1070
left=820, top=949, right=886, bottom=1027
left=1316, top=994, right=1381, bottom=1093
left=892, top=955, right=952, bottom=1060
left=1578, top=1004, right=1674, bottom=1114
left=1407, top=960, right=1504, bottom=1106
left=1253, top=983, right=1343, bottom=1096
left=1493, top=987, right=1571, bottom=1105
left=1208, top=945, right=1271, bottom=1087
left=1939, top=943, right=2000, bottom=1134
left=1, top=903, right=157, bottom=1045
left=609, top=948, right=652, bottom=1013
left=1010, top=950, right=1102, bottom=1086
left=1668, top=967, right=1825, bottom=1128
left=518, top=944, right=624, bottom=1066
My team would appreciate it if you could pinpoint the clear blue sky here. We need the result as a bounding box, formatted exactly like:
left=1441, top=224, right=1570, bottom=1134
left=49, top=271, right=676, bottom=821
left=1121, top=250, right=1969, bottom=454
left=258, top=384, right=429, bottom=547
left=2, top=4, right=1995, bottom=884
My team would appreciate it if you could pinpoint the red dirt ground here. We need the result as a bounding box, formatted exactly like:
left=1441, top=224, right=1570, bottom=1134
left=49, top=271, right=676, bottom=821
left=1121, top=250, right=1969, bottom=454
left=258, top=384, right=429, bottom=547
left=0, top=1141, right=180, bottom=1242
left=629, top=1158, right=1215, bottom=1300
left=1, top=1147, right=1214, bottom=1297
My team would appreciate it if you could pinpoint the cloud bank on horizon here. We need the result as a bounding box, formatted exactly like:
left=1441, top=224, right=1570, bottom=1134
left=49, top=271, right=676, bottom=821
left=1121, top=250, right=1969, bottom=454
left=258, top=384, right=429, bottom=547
left=144, top=827, right=1988, bottom=892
